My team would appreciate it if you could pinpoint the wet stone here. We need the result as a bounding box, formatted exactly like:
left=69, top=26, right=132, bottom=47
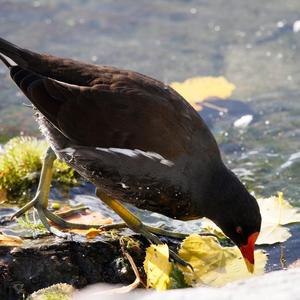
left=0, top=233, right=148, bottom=300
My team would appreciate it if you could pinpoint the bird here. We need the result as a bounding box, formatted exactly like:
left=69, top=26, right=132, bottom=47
left=0, top=37, right=261, bottom=272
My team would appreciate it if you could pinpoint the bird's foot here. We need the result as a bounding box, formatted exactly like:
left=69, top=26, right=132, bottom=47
left=139, top=226, right=193, bottom=270
left=95, top=189, right=193, bottom=270
left=10, top=195, right=70, bottom=238
left=10, top=195, right=132, bottom=238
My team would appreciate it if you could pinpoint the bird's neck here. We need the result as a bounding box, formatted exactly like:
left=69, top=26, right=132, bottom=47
left=193, top=162, right=245, bottom=222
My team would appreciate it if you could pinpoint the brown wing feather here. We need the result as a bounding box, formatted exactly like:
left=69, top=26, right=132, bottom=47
left=1, top=38, right=215, bottom=160
left=56, top=73, right=201, bottom=157
left=10, top=64, right=201, bottom=159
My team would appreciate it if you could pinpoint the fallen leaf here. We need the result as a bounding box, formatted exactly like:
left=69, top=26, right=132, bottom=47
left=256, top=192, right=300, bottom=245
left=64, top=211, right=112, bottom=225
left=170, top=76, right=235, bottom=110
left=0, top=233, right=23, bottom=247
left=256, top=224, right=291, bottom=245
left=52, top=209, right=113, bottom=236
left=257, top=192, right=300, bottom=226
left=85, top=228, right=103, bottom=239
left=200, top=217, right=227, bottom=239
left=144, top=244, right=172, bottom=291
left=178, top=234, right=267, bottom=287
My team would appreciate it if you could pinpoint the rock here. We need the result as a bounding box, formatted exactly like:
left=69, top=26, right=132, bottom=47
left=293, top=20, right=300, bottom=33
left=0, top=233, right=147, bottom=300
left=233, top=114, right=253, bottom=128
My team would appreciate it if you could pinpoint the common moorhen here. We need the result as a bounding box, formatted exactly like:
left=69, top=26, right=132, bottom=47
left=0, top=37, right=261, bottom=272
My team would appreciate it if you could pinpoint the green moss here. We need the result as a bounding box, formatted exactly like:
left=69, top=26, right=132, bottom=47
left=27, top=283, right=74, bottom=300
left=37, top=291, right=70, bottom=300
left=0, top=136, right=78, bottom=202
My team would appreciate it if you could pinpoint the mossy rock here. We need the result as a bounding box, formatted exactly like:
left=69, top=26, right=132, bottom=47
left=27, top=283, right=75, bottom=300
left=0, top=136, right=78, bottom=203
left=0, top=233, right=147, bottom=300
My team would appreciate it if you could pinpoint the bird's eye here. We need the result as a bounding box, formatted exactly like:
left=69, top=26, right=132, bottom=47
left=236, top=226, right=243, bottom=234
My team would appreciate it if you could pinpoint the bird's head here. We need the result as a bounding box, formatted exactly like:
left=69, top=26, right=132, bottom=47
left=217, top=195, right=261, bottom=273
left=203, top=166, right=261, bottom=273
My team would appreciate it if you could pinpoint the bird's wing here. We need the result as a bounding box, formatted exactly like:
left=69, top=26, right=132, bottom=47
left=0, top=37, right=217, bottom=161
left=9, top=64, right=201, bottom=160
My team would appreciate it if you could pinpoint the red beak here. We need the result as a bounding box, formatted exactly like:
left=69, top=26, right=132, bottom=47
left=239, top=232, right=259, bottom=273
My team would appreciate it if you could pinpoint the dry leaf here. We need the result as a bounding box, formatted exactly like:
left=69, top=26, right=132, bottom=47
left=178, top=234, right=267, bottom=287
left=0, top=233, right=23, bottom=247
left=257, top=192, right=300, bottom=226
left=200, top=217, right=227, bottom=239
left=170, top=76, right=235, bottom=110
left=64, top=211, right=112, bottom=225
left=256, top=192, right=300, bottom=245
left=256, top=224, right=291, bottom=245
left=144, top=244, right=172, bottom=291
left=85, top=228, right=103, bottom=239
left=53, top=209, right=113, bottom=236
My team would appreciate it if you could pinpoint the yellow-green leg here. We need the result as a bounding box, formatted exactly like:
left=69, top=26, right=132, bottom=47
left=10, top=147, right=66, bottom=236
left=10, top=147, right=214, bottom=259
left=96, top=189, right=193, bottom=269
left=10, top=147, right=99, bottom=236
left=10, top=147, right=187, bottom=236
left=11, top=147, right=56, bottom=218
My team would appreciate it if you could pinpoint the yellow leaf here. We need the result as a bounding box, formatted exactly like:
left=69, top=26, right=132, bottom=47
left=200, top=217, right=227, bottom=239
left=178, top=234, right=267, bottom=287
left=0, top=233, right=23, bottom=247
left=85, top=228, right=102, bottom=239
left=170, top=76, right=235, bottom=110
left=52, top=209, right=113, bottom=236
left=256, top=192, right=300, bottom=245
left=256, top=224, right=291, bottom=245
left=257, top=192, right=300, bottom=226
left=144, top=244, right=172, bottom=291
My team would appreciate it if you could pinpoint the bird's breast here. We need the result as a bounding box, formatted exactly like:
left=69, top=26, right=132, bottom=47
left=35, top=113, right=199, bottom=220
left=109, top=179, right=196, bottom=220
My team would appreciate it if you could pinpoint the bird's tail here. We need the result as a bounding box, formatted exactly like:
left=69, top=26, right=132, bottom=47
left=0, top=37, right=98, bottom=85
left=0, top=37, right=31, bottom=68
left=0, top=37, right=73, bottom=83
left=0, top=53, right=12, bottom=68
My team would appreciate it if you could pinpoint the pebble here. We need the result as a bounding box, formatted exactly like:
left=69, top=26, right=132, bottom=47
left=293, top=20, right=300, bottom=33
left=233, top=115, right=253, bottom=128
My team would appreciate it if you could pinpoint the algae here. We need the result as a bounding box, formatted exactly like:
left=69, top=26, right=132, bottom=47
left=0, top=136, right=78, bottom=203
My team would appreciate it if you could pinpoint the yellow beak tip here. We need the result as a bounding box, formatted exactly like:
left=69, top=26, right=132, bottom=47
left=244, top=259, right=255, bottom=273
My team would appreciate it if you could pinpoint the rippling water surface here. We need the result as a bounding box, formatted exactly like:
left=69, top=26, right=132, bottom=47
left=0, top=0, right=299, bottom=272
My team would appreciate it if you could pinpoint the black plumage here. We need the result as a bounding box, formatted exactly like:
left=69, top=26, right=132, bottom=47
left=0, top=38, right=261, bottom=269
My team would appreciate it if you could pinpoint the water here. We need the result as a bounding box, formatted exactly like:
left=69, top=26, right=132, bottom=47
left=0, top=0, right=299, bottom=272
